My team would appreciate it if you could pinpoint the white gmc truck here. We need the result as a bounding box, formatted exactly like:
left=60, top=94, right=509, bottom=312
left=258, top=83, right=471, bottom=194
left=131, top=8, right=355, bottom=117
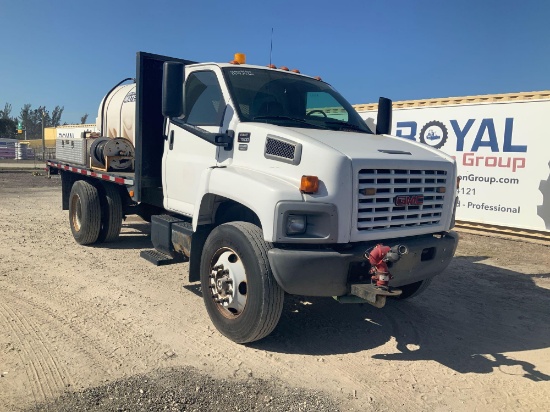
left=47, top=52, right=459, bottom=343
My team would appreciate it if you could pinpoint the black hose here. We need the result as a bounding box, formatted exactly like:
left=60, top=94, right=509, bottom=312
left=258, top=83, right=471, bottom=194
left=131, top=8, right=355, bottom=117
left=90, top=137, right=110, bottom=166
left=100, top=77, right=135, bottom=136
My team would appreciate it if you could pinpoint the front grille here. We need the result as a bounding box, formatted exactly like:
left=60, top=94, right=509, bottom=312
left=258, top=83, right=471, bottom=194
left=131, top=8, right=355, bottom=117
left=357, top=168, right=447, bottom=231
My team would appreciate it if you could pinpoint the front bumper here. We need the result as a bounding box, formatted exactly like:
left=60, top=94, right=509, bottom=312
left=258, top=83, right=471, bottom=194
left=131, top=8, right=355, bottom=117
left=267, top=231, right=458, bottom=296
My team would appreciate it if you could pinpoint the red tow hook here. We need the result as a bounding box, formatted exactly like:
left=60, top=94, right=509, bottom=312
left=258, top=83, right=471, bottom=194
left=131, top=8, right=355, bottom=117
left=365, top=244, right=408, bottom=290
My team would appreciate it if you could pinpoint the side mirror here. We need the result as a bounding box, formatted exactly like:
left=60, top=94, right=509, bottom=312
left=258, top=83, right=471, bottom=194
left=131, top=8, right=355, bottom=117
left=376, top=97, right=392, bottom=135
left=162, top=62, right=184, bottom=118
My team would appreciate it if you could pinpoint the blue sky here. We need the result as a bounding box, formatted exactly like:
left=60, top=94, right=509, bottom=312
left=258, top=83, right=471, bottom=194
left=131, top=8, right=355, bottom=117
left=1, top=0, right=549, bottom=124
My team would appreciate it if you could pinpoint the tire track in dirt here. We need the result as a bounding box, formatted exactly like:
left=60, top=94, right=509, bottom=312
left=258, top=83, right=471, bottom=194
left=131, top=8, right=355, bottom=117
left=0, top=300, right=54, bottom=405
left=3, top=284, right=167, bottom=373
left=1, top=287, right=114, bottom=397
left=0, top=284, right=175, bottom=405
left=1, top=293, right=74, bottom=391
left=0, top=303, right=41, bottom=408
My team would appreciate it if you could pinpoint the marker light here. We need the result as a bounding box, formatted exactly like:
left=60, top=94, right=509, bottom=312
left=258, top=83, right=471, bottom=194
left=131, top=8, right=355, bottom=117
left=267, top=64, right=277, bottom=69
left=280, top=66, right=289, bottom=71
left=300, top=176, right=319, bottom=194
left=291, top=69, right=301, bottom=73
left=360, top=188, right=376, bottom=196
left=314, top=76, right=322, bottom=81
left=230, top=53, right=246, bottom=65
left=437, top=187, right=446, bottom=193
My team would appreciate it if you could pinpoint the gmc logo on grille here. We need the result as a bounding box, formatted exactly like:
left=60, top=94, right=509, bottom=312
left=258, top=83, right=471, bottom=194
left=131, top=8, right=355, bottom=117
left=394, top=195, right=424, bottom=206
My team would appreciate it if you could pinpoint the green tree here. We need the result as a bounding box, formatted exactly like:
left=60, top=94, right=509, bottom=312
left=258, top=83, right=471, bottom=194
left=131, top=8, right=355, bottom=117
left=1, top=103, right=13, bottom=119
left=50, top=106, right=64, bottom=127
left=19, top=104, right=64, bottom=139
left=80, top=113, right=89, bottom=124
left=0, top=103, right=17, bottom=138
left=0, top=118, right=17, bottom=138
left=19, top=104, right=38, bottom=139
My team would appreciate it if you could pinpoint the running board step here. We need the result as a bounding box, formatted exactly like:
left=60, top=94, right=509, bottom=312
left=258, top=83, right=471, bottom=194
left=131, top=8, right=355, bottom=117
left=140, top=249, right=187, bottom=266
left=349, top=284, right=402, bottom=308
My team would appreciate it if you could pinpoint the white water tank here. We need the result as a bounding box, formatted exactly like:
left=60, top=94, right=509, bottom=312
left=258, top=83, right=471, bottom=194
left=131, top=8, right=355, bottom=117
left=96, top=83, right=136, bottom=143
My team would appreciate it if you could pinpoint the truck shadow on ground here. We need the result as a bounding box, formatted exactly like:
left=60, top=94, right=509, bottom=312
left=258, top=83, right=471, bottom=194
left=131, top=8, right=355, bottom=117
left=251, top=256, right=550, bottom=381
left=92, top=221, right=152, bottom=250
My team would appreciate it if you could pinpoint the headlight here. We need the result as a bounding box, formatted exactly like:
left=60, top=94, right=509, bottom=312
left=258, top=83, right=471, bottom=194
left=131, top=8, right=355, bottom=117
left=286, top=214, right=306, bottom=235
left=275, top=202, right=337, bottom=243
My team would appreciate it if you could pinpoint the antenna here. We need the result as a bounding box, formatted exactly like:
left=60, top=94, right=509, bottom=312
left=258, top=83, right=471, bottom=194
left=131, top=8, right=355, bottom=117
left=269, top=28, right=274, bottom=66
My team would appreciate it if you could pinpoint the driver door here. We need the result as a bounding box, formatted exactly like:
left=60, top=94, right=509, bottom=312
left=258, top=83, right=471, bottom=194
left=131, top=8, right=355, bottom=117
left=163, top=70, right=226, bottom=215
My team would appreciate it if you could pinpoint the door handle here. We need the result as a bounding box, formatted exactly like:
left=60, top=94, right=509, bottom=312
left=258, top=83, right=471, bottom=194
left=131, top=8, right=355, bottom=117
left=169, top=130, right=174, bottom=150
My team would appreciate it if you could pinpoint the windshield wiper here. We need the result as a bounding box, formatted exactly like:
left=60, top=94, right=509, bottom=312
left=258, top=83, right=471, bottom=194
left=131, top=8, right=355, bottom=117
left=253, top=115, right=330, bottom=130
left=324, top=120, right=370, bottom=133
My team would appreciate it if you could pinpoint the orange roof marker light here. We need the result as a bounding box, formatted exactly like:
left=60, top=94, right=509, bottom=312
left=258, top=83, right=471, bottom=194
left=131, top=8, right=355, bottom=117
left=267, top=64, right=277, bottom=69
left=314, top=76, right=322, bottom=81
left=230, top=53, right=246, bottom=65
left=300, top=175, right=319, bottom=194
left=291, top=69, right=301, bottom=73
left=280, top=66, right=289, bottom=71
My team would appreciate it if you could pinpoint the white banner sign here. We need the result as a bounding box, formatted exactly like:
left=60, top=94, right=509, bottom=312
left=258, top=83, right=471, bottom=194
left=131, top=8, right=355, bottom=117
left=358, top=100, right=550, bottom=232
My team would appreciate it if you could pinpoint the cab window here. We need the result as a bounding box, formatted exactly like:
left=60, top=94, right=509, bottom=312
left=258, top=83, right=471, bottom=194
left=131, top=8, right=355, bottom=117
left=306, top=92, right=348, bottom=122
left=184, top=71, right=225, bottom=126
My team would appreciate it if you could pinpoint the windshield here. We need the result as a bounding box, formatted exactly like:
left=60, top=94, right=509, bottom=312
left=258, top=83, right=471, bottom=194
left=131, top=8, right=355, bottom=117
left=222, top=67, right=372, bottom=133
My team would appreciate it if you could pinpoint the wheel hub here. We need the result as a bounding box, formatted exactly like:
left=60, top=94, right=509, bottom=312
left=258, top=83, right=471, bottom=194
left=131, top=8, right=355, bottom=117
left=209, top=249, right=247, bottom=316
left=211, top=266, right=232, bottom=301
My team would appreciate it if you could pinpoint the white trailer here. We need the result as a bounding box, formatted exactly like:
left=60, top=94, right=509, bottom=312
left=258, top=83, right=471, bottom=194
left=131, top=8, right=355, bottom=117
left=47, top=52, right=459, bottom=343
left=355, top=91, right=550, bottom=234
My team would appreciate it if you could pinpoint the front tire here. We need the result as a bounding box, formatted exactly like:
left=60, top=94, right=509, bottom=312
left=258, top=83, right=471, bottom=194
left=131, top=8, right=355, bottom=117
left=200, top=222, right=284, bottom=343
left=69, top=180, right=101, bottom=245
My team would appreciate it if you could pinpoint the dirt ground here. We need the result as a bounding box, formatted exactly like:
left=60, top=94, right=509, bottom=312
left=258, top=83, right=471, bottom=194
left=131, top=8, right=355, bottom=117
left=1, top=172, right=549, bottom=411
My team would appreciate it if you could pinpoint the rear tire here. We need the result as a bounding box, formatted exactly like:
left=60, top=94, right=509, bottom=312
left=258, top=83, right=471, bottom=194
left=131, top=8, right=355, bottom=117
left=200, top=222, right=284, bottom=343
left=97, top=183, right=123, bottom=243
left=69, top=180, right=101, bottom=245
left=395, top=278, right=433, bottom=300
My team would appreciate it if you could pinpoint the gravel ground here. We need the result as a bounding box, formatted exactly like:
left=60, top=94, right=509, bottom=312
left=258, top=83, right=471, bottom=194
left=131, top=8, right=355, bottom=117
left=32, top=366, right=339, bottom=412
left=0, top=170, right=60, bottom=189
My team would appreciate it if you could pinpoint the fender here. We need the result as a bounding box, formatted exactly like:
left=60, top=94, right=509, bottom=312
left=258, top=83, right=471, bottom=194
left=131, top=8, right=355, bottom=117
left=193, top=166, right=303, bottom=241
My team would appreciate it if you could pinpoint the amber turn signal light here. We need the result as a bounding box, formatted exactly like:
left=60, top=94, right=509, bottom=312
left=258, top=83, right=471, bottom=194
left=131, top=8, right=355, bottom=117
left=300, top=176, right=319, bottom=194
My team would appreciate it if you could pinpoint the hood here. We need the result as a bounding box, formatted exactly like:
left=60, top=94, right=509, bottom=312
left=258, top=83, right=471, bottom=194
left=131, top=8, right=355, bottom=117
left=286, top=128, right=454, bottom=164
